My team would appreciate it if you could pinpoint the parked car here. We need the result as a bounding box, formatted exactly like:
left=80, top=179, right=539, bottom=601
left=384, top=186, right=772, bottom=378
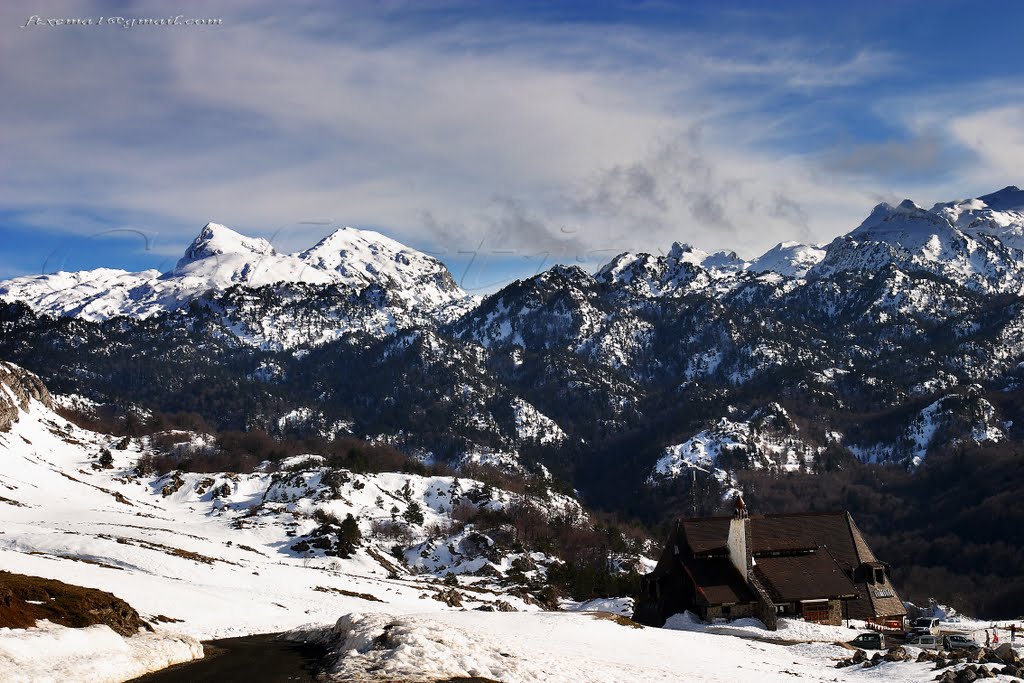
left=847, top=633, right=884, bottom=650
left=942, top=634, right=980, bottom=652
left=906, top=634, right=940, bottom=650
left=910, top=617, right=941, bottom=636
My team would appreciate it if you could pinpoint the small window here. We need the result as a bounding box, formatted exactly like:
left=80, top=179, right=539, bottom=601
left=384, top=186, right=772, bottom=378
left=722, top=606, right=731, bottom=616
left=874, top=568, right=884, bottom=584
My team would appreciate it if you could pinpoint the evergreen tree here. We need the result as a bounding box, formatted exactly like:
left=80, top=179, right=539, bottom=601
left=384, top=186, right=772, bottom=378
left=403, top=501, right=425, bottom=526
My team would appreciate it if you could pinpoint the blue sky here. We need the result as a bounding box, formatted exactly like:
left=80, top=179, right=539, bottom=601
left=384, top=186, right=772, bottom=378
left=2, top=0, right=1022, bottom=293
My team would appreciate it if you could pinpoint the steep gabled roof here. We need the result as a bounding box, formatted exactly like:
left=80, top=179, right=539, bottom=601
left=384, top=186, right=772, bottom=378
left=673, top=510, right=907, bottom=619
left=677, top=512, right=872, bottom=568
left=679, top=518, right=730, bottom=555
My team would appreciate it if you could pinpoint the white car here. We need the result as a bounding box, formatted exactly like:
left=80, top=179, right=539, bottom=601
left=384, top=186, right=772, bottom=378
left=910, top=617, right=941, bottom=636
left=906, top=634, right=940, bottom=650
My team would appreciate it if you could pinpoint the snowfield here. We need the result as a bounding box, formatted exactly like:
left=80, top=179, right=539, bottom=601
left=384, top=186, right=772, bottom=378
left=0, top=622, right=202, bottom=683
left=286, top=609, right=1017, bottom=683
left=2, top=365, right=1021, bottom=682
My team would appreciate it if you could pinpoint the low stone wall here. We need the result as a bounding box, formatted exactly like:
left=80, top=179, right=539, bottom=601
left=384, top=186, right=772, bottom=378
left=704, top=603, right=757, bottom=622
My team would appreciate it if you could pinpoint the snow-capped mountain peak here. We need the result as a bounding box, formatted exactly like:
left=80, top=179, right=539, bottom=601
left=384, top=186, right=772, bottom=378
left=169, top=222, right=330, bottom=289
left=810, top=187, right=1024, bottom=293
left=749, top=241, right=826, bottom=278
left=932, top=185, right=1024, bottom=252
left=850, top=199, right=952, bottom=237
left=299, top=226, right=416, bottom=271
left=178, top=222, right=276, bottom=266
left=0, top=222, right=471, bottom=335
left=665, top=242, right=747, bottom=273
left=665, top=242, right=707, bottom=267
left=297, top=226, right=466, bottom=307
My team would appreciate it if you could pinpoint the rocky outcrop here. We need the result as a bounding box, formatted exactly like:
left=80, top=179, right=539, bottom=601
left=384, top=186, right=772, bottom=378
left=0, top=571, right=151, bottom=636
left=0, top=361, right=52, bottom=432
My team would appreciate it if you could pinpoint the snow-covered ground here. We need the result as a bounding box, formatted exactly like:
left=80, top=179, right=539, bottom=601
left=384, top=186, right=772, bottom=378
left=0, top=390, right=547, bottom=641
left=2, top=370, right=1021, bottom=683
left=287, top=609, right=1019, bottom=683
left=0, top=622, right=202, bottom=683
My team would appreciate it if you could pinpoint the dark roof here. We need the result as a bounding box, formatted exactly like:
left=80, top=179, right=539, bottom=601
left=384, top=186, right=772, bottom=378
left=679, top=512, right=869, bottom=568
left=680, top=518, right=730, bottom=555
left=752, top=551, right=858, bottom=602
left=684, top=557, right=755, bottom=605
left=749, top=516, right=835, bottom=556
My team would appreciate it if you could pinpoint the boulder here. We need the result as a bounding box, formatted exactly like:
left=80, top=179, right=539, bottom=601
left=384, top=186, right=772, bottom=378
left=956, top=669, right=977, bottom=683
left=885, top=646, right=910, bottom=662
left=995, top=643, right=1019, bottom=664
left=431, top=588, right=463, bottom=607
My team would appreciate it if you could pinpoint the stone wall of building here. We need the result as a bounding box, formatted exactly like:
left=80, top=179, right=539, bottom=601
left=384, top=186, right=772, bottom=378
left=703, top=602, right=757, bottom=622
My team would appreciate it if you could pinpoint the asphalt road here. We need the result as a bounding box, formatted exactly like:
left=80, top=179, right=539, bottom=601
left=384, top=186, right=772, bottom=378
left=128, top=632, right=327, bottom=683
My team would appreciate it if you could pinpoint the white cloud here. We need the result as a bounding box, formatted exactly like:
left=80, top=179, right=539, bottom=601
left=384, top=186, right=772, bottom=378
left=1, top=1, right=1018, bottom=275
left=948, top=106, right=1024, bottom=190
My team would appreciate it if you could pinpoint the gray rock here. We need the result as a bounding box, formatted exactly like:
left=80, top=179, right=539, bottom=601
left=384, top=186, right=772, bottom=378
left=0, top=362, right=52, bottom=432
left=995, top=643, right=1018, bottom=664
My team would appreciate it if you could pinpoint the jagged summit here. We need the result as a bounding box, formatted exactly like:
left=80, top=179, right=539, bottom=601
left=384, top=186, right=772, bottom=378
left=297, top=226, right=465, bottom=308
left=3, top=186, right=1023, bottom=336
left=809, top=186, right=1024, bottom=292
left=850, top=199, right=951, bottom=237
left=976, top=185, right=1024, bottom=211
left=749, top=241, right=826, bottom=278
left=0, top=222, right=469, bottom=326
left=178, top=222, right=275, bottom=266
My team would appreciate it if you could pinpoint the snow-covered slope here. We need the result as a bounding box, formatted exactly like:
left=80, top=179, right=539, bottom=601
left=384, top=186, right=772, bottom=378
left=0, top=363, right=560, bottom=642
left=596, top=242, right=749, bottom=297
left=298, top=227, right=465, bottom=309
left=0, top=268, right=160, bottom=320
left=811, top=189, right=1024, bottom=293
left=933, top=185, right=1024, bottom=251
left=749, top=241, right=826, bottom=278
left=0, top=223, right=470, bottom=325
left=847, top=389, right=1005, bottom=467
left=647, top=404, right=820, bottom=494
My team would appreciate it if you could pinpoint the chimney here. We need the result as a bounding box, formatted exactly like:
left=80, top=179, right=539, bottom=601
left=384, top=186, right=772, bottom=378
left=728, top=495, right=752, bottom=581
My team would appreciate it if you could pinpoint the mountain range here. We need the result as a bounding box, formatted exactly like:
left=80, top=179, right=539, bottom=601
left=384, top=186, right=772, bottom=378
left=2, top=186, right=1024, bottom=502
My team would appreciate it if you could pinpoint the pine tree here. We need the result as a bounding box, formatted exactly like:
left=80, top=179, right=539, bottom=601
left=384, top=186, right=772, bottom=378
left=403, top=501, right=425, bottom=526
left=336, top=513, right=362, bottom=557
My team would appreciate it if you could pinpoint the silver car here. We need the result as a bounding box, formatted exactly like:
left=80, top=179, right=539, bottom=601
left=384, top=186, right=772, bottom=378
left=943, top=634, right=981, bottom=652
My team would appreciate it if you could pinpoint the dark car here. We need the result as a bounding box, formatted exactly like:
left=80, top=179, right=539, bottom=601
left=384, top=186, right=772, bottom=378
left=848, top=633, right=884, bottom=650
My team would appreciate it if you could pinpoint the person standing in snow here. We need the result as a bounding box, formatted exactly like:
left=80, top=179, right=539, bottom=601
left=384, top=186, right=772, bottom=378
left=985, top=630, right=991, bottom=647
left=1012, top=624, right=1017, bottom=643
left=993, top=629, right=999, bottom=644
